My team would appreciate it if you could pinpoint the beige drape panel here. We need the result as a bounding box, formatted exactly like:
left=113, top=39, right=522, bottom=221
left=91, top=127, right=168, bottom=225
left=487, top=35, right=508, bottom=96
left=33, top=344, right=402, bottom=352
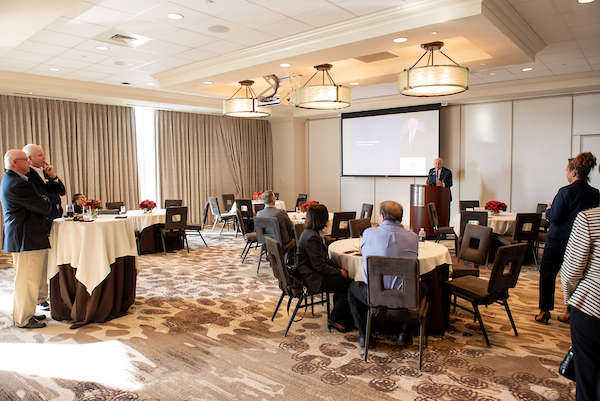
left=0, top=94, right=139, bottom=217
left=156, top=111, right=272, bottom=224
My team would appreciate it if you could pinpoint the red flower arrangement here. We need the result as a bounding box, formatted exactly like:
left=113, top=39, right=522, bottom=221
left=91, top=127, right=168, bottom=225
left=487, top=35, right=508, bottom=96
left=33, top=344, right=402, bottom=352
left=252, top=191, right=264, bottom=201
left=485, top=200, right=507, bottom=214
left=139, top=200, right=156, bottom=211
left=299, top=200, right=319, bottom=212
left=84, top=199, right=102, bottom=209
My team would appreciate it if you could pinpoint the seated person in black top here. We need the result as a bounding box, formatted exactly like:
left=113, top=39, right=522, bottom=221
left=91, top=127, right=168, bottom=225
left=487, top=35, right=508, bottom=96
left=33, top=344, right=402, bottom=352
left=72, top=193, right=86, bottom=214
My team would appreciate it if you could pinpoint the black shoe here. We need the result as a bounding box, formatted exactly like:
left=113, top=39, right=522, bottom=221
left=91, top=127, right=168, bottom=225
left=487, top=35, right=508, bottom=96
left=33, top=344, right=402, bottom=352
left=327, top=320, right=352, bottom=333
left=33, top=315, right=46, bottom=321
left=21, top=317, right=46, bottom=329
left=38, top=301, right=50, bottom=311
left=534, top=310, right=551, bottom=325
left=359, top=336, right=365, bottom=348
left=398, top=332, right=413, bottom=347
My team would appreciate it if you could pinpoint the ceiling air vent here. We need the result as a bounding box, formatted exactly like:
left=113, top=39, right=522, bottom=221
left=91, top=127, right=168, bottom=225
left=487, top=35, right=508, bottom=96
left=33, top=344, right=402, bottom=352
left=93, top=30, right=153, bottom=48
left=353, top=51, right=399, bottom=63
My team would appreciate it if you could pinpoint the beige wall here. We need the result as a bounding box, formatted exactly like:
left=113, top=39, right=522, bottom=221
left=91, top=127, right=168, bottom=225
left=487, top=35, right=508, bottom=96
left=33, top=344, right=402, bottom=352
left=271, top=91, right=600, bottom=226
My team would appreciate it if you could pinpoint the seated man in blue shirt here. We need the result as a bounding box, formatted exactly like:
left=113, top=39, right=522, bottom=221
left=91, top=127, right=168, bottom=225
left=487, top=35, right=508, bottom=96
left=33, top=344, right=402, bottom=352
left=347, top=201, right=421, bottom=348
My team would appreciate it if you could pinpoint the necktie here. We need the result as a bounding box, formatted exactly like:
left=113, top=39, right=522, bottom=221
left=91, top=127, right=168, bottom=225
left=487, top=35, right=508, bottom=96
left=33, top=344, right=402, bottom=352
left=436, top=170, right=439, bottom=181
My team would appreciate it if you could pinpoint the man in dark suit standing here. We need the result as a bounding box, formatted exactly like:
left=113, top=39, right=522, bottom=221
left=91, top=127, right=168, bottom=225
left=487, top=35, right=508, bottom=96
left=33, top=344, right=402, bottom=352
left=23, top=144, right=66, bottom=311
left=1, top=149, right=52, bottom=329
left=426, top=158, right=453, bottom=189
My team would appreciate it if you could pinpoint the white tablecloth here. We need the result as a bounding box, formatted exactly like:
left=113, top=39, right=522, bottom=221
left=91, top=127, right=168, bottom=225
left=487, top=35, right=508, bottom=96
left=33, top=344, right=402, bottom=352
left=453, top=211, right=517, bottom=235
left=288, top=212, right=334, bottom=235
left=252, top=200, right=286, bottom=211
left=126, top=209, right=166, bottom=232
left=48, top=217, right=138, bottom=294
left=328, top=238, right=452, bottom=282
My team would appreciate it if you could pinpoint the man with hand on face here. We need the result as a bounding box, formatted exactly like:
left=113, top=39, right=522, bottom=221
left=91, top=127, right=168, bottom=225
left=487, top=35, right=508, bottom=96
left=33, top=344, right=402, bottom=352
left=23, top=144, right=66, bottom=312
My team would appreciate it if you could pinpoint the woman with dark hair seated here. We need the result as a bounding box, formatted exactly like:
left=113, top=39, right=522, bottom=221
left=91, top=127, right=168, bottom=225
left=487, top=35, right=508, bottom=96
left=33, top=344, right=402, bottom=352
left=72, top=193, right=86, bottom=214
left=296, top=204, right=354, bottom=332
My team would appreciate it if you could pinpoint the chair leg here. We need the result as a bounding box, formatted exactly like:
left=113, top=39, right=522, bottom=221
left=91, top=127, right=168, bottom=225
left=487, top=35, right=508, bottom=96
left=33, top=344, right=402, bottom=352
left=502, top=299, right=518, bottom=337
left=198, top=232, right=207, bottom=247
left=241, top=241, right=250, bottom=259
left=418, top=320, right=424, bottom=371
left=219, top=220, right=226, bottom=235
left=284, top=294, right=304, bottom=337
left=472, top=302, right=490, bottom=347
left=211, top=219, right=219, bottom=232
left=256, top=247, right=266, bottom=274
left=183, top=233, right=189, bottom=253
left=272, top=292, right=285, bottom=321
left=161, top=234, right=167, bottom=256
left=364, top=311, right=373, bottom=362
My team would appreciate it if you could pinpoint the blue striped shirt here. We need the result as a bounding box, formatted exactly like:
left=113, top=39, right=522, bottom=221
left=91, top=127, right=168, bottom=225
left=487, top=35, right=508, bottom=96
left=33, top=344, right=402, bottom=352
left=561, top=207, right=600, bottom=319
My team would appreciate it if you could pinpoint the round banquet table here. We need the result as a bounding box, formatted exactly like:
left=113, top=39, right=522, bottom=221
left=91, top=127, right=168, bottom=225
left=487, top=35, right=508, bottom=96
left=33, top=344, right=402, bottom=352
left=47, top=216, right=138, bottom=328
left=126, top=208, right=166, bottom=232
left=288, top=212, right=334, bottom=236
left=328, top=238, right=452, bottom=282
left=453, top=211, right=517, bottom=235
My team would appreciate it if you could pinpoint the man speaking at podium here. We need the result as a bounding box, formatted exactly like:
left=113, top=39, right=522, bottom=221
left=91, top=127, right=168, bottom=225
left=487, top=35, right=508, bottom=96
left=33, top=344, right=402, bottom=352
left=426, top=158, right=453, bottom=189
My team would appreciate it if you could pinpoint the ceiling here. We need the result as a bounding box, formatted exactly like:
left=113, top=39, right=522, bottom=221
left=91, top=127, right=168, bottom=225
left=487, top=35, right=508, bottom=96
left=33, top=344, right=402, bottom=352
left=0, top=0, right=599, bottom=117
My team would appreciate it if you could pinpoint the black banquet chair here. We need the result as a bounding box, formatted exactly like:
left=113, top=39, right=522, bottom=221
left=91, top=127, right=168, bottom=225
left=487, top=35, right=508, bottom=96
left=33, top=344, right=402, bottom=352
left=348, top=218, right=371, bottom=238
left=159, top=206, right=189, bottom=256
left=105, top=201, right=124, bottom=210
left=459, top=200, right=480, bottom=211
left=360, top=203, right=374, bottom=220
left=427, top=202, right=458, bottom=254
left=295, top=194, right=308, bottom=210
left=254, top=217, right=296, bottom=274
left=325, top=211, right=356, bottom=243
left=164, top=199, right=182, bottom=208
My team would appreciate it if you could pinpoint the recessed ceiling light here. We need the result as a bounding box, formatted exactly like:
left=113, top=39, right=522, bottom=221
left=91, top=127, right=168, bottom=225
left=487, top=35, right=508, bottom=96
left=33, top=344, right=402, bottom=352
left=114, top=61, right=133, bottom=66
left=121, top=82, right=130, bottom=86
left=96, top=46, right=109, bottom=51
left=147, top=82, right=156, bottom=86
left=280, top=63, right=292, bottom=68
left=203, top=81, right=213, bottom=84
left=430, top=31, right=438, bottom=35
left=480, top=63, right=486, bottom=66
left=207, top=25, right=230, bottom=33
left=487, top=72, right=496, bottom=76
left=167, top=13, right=183, bottom=19
left=48, top=68, right=59, bottom=71
left=522, top=67, right=533, bottom=71
left=350, top=82, right=360, bottom=86
left=578, top=0, right=594, bottom=3
left=393, top=37, right=408, bottom=43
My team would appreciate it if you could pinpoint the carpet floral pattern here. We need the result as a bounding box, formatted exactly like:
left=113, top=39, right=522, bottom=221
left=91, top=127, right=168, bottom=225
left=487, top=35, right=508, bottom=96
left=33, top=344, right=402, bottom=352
left=0, top=232, right=574, bottom=400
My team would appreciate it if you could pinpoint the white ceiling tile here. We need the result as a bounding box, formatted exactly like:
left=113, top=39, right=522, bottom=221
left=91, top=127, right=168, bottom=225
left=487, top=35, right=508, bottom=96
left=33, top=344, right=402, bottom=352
left=26, top=65, right=78, bottom=77
left=0, top=58, right=37, bottom=71
left=217, top=4, right=287, bottom=29
left=513, top=0, right=558, bottom=19
left=225, top=30, right=279, bottom=47
left=562, top=8, right=600, bottom=28
left=526, top=15, right=568, bottom=32
left=45, top=57, right=94, bottom=69
left=583, top=47, right=600, bottom=58
left=68, top=70, right=112, bottom=80
left=97, top=0, right=163, bottom=15
left=466, top=75, right=487, bottom=85
left=115, top=49, right=164, bottom=64
left=587, top=56, right=600, bottom=66
left=73, top=5, right=135, bottom=27
left=536, top=40, right=580, bottom=55
left=294, top=5, right=356, bottom=28
left=336, top=0, right=406, bottom=17
left=554, top=0, right=599, bottom=14
left=537, top=49, right=585, bottom=63
left=198, top=40, right=245, bottom=55
left=545, top=57, right=590, bottom=70
left=536, top=28, right=574, bottom=44
left=133, top=58, right=192, bottom=74
left=176, top=48, right=217, bottom=62
left=96, top=75, right=140, bottom=84
left=27, top=30, right=87, bottom=48
left=170, top=0, right=250, bottom=17
left=13, top=41, right=69, bottom=57
left=577, top=37, right=600, bottom=49
left=44, top=17, right=108, bottom=38
left=115, top=17, right=180, bottom=39
left=58, top=49, right=111, bottom=64
left=570, top=24, right=600, bottom=40
left=96, top=56, right=147, bottom=69
left=550, top=65, right=592, bottom=75
left=253, top=0, right=331, bottom=17
left=62, top=2, right=97, bottom=19
left=83, top=64, right=129, bottom=74
left=161, top=29, right=218, bottom=48
left=3, top=50, right=53, bottom=64
left=186, top=17, right=253, bottom=39
left=137, top=3, right=212, bottom=28
left=257, top=18, right=313, bottom=38
left=136, top=39, right=191, bottom=56
left=73, top=39, right=131, bottom=56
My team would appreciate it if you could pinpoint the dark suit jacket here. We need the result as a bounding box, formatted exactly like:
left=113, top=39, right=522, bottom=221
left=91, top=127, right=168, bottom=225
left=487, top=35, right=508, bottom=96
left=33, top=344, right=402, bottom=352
left=546, top=179, right=600, bottom=242
left=256, top=205, right=294, bottom=245
left=295, top=228, right=342, bottom=293
left=26, top=168, right=66, bottom=232
left=0, top=170, right=52, bottom=252
left=400, top=130, right=428, bottom=158
left=427, top=166, right=453, bottom=188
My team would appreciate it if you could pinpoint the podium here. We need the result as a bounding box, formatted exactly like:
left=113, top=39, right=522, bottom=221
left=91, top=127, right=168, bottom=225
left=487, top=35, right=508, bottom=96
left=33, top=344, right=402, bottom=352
left=409, top=184, right=451, bottom=236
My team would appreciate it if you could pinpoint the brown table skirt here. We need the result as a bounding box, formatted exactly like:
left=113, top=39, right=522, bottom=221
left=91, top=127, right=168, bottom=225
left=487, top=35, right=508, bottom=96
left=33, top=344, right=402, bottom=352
left=138, top=224, right=183, bottom=254
left=49, top=256, right=137, bottom=329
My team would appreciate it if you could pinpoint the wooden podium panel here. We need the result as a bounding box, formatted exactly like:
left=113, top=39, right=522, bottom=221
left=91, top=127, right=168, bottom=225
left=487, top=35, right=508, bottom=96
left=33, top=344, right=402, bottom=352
left=409, top=184, right=451, bottom=236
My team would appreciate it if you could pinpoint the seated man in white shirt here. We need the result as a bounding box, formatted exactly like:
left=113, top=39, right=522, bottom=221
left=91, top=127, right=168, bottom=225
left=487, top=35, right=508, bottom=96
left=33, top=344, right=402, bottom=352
left=347, top=201, right=425, bottom=348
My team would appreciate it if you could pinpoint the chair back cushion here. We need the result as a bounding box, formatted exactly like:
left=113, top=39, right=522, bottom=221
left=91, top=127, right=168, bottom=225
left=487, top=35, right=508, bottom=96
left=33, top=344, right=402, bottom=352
left=427, top=202, right=440, bottom=229
left=349, top=218, right=371, bottom=238
left=459, top=200, right=480, bottom=211
left=202, top=202, right=210, bottom=225
left=330, top=211, right=357, bottom=239
left=98, top=209, right=119, bottom=215
left=295, top=194, right=308, bottom=209
left=105, top=201, right=124, bottom=210
left=235, top=208, right=247, bottom=235
left=265, top=236, right=302, bottom=296
left=459, top=224, right=493, bottom=266
left=208, top=197, right=221, bottom=218
left=487, top=243, right=527, bottom=295
left=293, top=223, right=305, bottom=243
left=253, top=203, right=265, bottom=214
left=222, top=194, right=235, bottom=212
left=360, top=203, right=374, bottom=219
left=165, top=206, right=188, bottom=231
left=164, top=199, right=182, bottom=208
left=459, top=211, right=488, bottom=237
left=512, top=213, right=542, bottom=242
left=254, top=217, right=282, bottom=244
left=366, top=256, right=420, bottom=311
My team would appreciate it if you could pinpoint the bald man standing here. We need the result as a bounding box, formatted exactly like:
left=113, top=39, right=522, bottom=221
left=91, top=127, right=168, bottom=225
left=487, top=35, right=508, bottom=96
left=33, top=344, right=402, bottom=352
left=23, top=144, right=66, bottom=311
left=1, top=150, right=51, bottom=328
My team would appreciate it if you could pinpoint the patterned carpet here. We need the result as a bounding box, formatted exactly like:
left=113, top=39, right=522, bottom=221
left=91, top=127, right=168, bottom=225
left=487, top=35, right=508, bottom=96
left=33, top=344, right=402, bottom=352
left=0, top=231, right=575, bottom=400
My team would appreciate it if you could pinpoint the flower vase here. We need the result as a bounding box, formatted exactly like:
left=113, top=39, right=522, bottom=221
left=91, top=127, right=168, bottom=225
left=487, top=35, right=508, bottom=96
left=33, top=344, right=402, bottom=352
left=490, top=211, right=500, bottom=216
left=91, top=209, right=99, bottom=219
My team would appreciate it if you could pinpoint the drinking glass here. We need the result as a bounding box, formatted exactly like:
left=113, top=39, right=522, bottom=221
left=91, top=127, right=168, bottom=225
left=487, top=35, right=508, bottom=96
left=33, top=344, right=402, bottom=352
left=83, top=205, right=92, bottom=220
left=65, top=204, right=74, bottom=218
left=120, top=205, right=127, bottom=215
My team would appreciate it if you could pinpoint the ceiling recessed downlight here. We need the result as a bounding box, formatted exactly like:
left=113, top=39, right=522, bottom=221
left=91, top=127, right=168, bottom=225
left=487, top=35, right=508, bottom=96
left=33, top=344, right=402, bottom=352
left=48, top=68, right=59, bottom=71
left=207, top=25, right=230, bottom=33
left=96, top=46, right=109, bottom=51
left=114, top=61, right=133, bottom=66
left=121, top=82, right=130, bottom=86
left=147, top=82, right=156, bottom=86
left=280, top=63, right=292, bottom=68
left=350, top=82, right=360, bottom=86
left=522, top=67, right=533, bottom=71
left=203, top=81, right=213, bottom=84
left=430, top=31, right=438, bottom=35
left=167, top=13, right=183, bottom=19
left=487, top=72, right=496, bottom=76
left=393, top=37, right=408, bottom=43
